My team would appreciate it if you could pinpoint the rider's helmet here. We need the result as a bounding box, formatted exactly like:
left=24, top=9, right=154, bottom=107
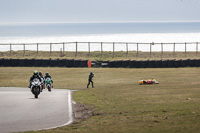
left=46, top=72, right=49, bottom=76
left=33, top=70, right=38, bottom=78
left=39, top=71, right=42, bottom=76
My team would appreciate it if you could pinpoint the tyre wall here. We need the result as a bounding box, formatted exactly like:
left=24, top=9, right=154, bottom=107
left=122, top=60, right=130, bottom=68
left=0, top=58, right=4, bottom=66
left=0, top=58, right=200, bottom=68
left=148, top=60, right=155, bottom=68
left=115, top=60, right=123, bottom=68
left=141, top=60, right=148, bottom=68
left=162, top=60, right=168, bottom=68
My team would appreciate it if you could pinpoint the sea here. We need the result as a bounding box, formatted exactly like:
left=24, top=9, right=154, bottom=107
left=0, top=22, right=200, bottom=52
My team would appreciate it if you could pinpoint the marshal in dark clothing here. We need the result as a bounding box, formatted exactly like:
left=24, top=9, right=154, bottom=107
left=87, top=72, right=94, bottom=88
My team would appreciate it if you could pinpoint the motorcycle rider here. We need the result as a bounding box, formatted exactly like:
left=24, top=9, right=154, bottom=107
left=39, top=71, right=45, bottom=89
left=87, top=72, right=94, bottom=88
left=39, top=71, right=44, bottom=79
left=29, top=70, right=42, bottom=88
left=44, top=72, right=53, bottom=88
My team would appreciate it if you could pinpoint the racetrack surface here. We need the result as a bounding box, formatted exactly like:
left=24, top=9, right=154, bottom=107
left=0, top=87, right=73, bottom=133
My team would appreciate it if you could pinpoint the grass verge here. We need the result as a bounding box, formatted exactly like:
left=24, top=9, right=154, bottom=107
left=1, top=50, right=199, bottom=60
left=0, top=67, right=200, bottom=133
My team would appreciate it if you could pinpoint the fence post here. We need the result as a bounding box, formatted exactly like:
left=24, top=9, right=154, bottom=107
left=37, top=43, right=39, bottom=56
left=50, top=43, right=52, bottom=56
left=88, top=42, right=90, bottom=57
left=60, top=48, right=63, bottom=57
left=23, top=44, right=25, bottom=56
left=137, top=43, right=138, bottom=57
left=150, top=43, right=152, bottom=57
left=63, top=42, right=65, bottom=56
left=173, top=43, right=175, bottom=58
left=126, top=43, right=128, bottom=58
left=161, top=43, right=163, bottom=58
left=112, top=42, right=115, bottom=58
left=75, top=42, right=77, bottom=58
left=197, top=42, right=198, bottom=57
left=10, top=44, right=12, bottom=57
left=101, top=42, right=103, bottom=58
left=185, top=42, right=187, bottom=57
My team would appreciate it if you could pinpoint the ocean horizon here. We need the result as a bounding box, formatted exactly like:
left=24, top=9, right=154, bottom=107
left=0, top=22, right=200, bottom=52
left=0, top=22, right=200, bottom=37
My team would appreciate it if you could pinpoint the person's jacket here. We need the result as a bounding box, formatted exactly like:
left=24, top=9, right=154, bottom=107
left=45, top=75, right=53, bottom=82
left=88, top=74, right=94, bottom=81
left=29, top=75, right=42, bottom=82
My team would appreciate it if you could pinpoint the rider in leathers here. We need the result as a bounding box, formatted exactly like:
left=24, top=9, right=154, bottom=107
left=44, top=72, right=53, bottom=88
left=39, top=71, right=45, bottom=89
left=29, top=70, right=42, bottom=88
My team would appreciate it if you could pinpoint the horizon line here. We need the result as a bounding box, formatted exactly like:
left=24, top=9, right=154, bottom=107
left=0, top=20, right=200, bottom=25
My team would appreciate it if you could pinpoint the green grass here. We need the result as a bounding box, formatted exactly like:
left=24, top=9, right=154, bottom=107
left=0, top=67, right=200, bottom=133
left=1, top=50, right=199, bottom=60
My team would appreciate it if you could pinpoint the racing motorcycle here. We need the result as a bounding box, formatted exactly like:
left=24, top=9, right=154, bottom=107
left=45, top=77, right=52, bottom=92
left=138, top=79, right=159, bottom=85
left=31, top=78, right=42, bottom=98
left=40, top=77, right=45, bottom=92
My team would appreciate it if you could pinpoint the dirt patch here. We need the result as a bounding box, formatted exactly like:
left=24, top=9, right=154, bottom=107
left=72, top=100, right=94, bottom=123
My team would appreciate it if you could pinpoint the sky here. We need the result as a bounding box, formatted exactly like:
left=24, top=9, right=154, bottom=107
left=0, top=0, right=200, bottom=23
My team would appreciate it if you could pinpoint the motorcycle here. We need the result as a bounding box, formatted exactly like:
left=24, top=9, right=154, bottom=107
left=45, top=77, right=52, bottom=92
left=40, top=77, right=45, bottom=92
left=31, top=78, right=42, bottom=98
left=138, top=79, right=159, bottom=85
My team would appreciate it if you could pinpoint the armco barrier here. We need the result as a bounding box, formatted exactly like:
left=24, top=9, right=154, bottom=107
left=148, top=60, right=155, bottom=68
left=155, top=60, right=162, bottom=68
left=162, top=60, right=168, bottom=68
left=168, top=60, right=175, bottom=68
left=174, top=60, right=181, bottom=68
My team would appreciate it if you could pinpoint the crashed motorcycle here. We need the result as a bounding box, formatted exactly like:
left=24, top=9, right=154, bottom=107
left=138, top=79, right=159, bottom=85
left=31, top=78, right=42, bottom=98
left=45, top=77, right=52, bottom=92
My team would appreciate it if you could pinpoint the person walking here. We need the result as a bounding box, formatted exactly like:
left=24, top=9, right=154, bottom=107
left=87, top=72, right=94, bottom=88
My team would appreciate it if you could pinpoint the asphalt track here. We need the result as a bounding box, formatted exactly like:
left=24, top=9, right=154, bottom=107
left=0, top=87, right=73, bottom=133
